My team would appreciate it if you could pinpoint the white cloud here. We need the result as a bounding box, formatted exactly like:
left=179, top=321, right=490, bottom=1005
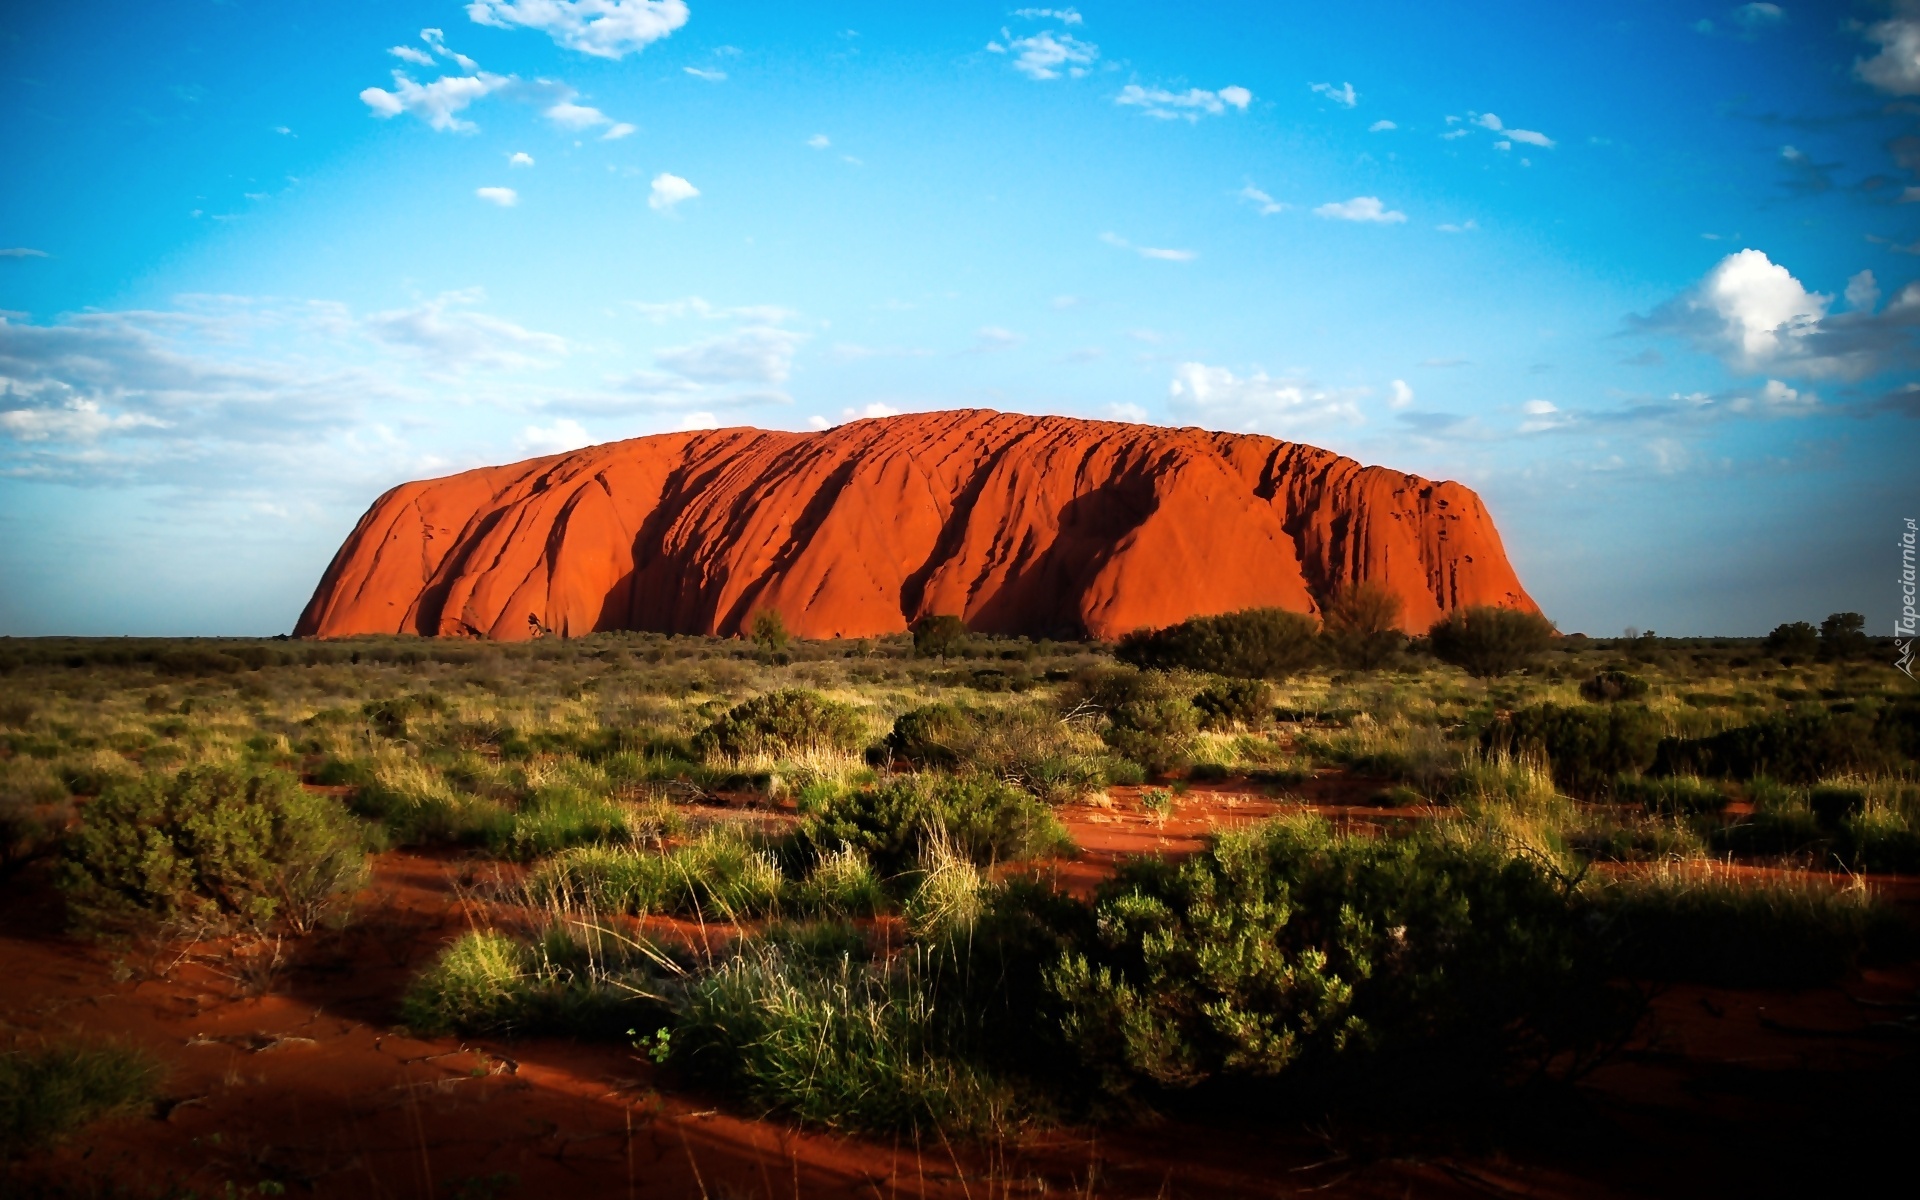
left=1100, top=232, right=1196, bottom=261
left=1011, top=7, right=1082, bottom=23
left=420, top=28, right=480, bottom=71
left=1237, top=184, right=1286, bottom=215
left=364, top=289, right=568, bottom=371
left=1733, top=3, right=1785, bottom=31
left=1168, top=362, right=1364, bottom=432
left=843, top=402, right=900, bottom=420
left=1634, top=248, right=1920, bottom=380
left=476, top=186, right=518, bottom=206
left=1441, top=128, right=1468, bottom=140
left=1115, top=83, right=1252, bottom=120
left=1437, top=219, right=1479, bottom=233
left=806, top=134, right=831, bottom=149
left=1471, top=111, right=1554, bottom=148
left=1738, top=378, right=1817, bottom=415
left=509, top=151, right=534, bottom=167
left=1858, top=9, right=1920, bottom=94
left=685, top=66, right=727, bottom=81
left=466, top=0, right=689, bottom=60
left=544, top=94, right=618, bottom=131
left=0, top=248, right=49, bottom=259
left=603, top=122, right=637, bottom=139
left=1103, top=402, right=1148, bottom=422
left=1390, top=379, right=1414, bottom=408
left=990, top=30, right=1099, bottom=80
left=655, top=326, right=803, bottom=383
left=518, top=417, right=592, bottom=454
left=676, top=411, right=719, bottom=431
left=0, top=398, right=167, bottom=442
left=389, top=45, right=436, bottom=66
left=648, top=172, right=699, bottom=211
left=360, top=70, right=511, bottom=133
left=1369, top=119, right=1396, bottom=132
left=807, top=414, right=832, bottom=431
left=971, top=326, right=1025, bottom=352
left=1309, top=81, right=1357, bottom=108
left=1313, top=196, right=1406, bottom=223
left=1846, top=269, right=1880, bottom=313
left=629, top=297, right=796, bottom=324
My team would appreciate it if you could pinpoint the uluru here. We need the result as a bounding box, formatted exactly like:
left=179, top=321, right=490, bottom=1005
left=294, top=410, right=1538, bottom=642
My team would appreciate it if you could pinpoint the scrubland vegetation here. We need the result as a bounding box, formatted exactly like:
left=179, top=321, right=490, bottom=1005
left=2, top=603, right=1916, bottom=1147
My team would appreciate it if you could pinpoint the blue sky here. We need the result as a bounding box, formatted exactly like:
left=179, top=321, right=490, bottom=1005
left=2, top=0, right=1917, bottom=637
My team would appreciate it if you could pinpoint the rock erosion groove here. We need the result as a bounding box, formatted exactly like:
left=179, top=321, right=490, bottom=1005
left=295, top=410, right=1539, bottom=641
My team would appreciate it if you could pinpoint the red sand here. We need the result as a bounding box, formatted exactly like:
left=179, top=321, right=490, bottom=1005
left=294, top=410, right=1537, bottom=642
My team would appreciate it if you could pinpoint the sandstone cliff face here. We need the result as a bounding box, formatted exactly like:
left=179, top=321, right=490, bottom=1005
left=294, top=410, right=1537, bottom=641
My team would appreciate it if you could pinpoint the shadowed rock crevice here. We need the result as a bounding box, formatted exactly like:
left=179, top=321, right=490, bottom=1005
left=295, top=410, right=1539, bottom=641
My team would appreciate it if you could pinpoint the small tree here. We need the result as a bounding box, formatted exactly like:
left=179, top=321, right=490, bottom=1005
left=750, top=609, right=790, bottom=654
left=1765, top=620, right=1819, bottom=666
left=1115, top=608, right=1320, bottom=680
left=1320, top=581, right=1406, bottom=670
left=912, top=614, right=969, bottom=659
left=1426, top=606, right=1556, bottom=678
left=1819, top=612, right=1868, bottom=662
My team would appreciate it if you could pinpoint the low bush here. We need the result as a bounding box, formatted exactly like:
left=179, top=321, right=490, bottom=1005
left=911, top=615, right=970, bottom=660
left=59, top=766, right=368, bottom=933
left=399, top=929, right=648, bottom=1037
left=1115, top=608, right=1320, bottom=680
left=502, top=783, right=632, bottom=859
left=1580, top=671, right=1650, bottom=702
left=1083, top=670, right=1199, bottom=777
left=0, top=1041, right=163, bottom=1157
left=1654, top=701, right=1919, bottom=782
left=1484, top=704, right=1663, bottom=798
left=1426, top=606, right=1556, bottom=677
left=1192, top=679, right=1273, bottom=731
left=530, top=826, right=783, bottom=918
left=799, top=774, right=1069, bottom=875
left=693, top=690, right=867, bottom=762
left=1589, top=865, right=1913, bottom=987
left=1613, top=773, right=1727, bottom=816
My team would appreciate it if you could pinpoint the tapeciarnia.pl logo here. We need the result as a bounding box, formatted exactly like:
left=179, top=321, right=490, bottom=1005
left=1899, top=517, right=1916, bottom=680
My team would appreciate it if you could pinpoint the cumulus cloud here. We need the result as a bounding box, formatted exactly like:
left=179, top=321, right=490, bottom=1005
left=1167, top=362, right=1364, bottom=432
left=1309, top=81, right=1357, bottom=108
left=1237, top=184, right=1286, bottom=215
left=467, top=0, right=689, bottom=60
left=843, top=402, right=901, bottom=420
left=648, top=172, right=699, bottom=211
left=1369, top=119, right=1396, bottom=132
left=988, top=30, right=1098, bottom=80
left=389, top=45, right=436, bottom=66
left=1635, top=248, right=1920, bottom=380
left=476, top=186, right=518, bottom=206
left=518, top=417, right=592, bottom=454
left=672, top=411, right=718, bottom=430
left=509, top=151, right=534, bottom=167
left=1114, top=83, right=1251, bottom=120
left=1100, top=232, right=1197, bottom=261
left=1390, top=379, right=1414, bottom=409
left=655, top=326, right=803, bottom=384
left=1858, top=8, right=1920, bottom=95
left=360, top=70, right=511, bottom=132
left=1314, top=196, right=1406, bottom=223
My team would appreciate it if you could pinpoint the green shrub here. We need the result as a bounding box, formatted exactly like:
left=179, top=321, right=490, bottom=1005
left=501, top=784, right=631, bottom=859
left=884, top=703, right=979, bottom=769
left=1590, top=867, right=1912, bottom=987
left=1579, top=671, right=1650, bottom=702
left=676, top=949, right=1009, bottom=1132
left=1319, top=582, right=1407, bottom=670
left=800, top=774, right=1069, bottom=875
left=1613, top=774, right=1727, bottom=816
left=59, top=766, right=368, bottom=932
left=790, top=845, right=887, bottom=917
left=1115, top=608, right=1320, bottom=680
left=1192, top=679, right=1273, bottom=731
left=1047, top=818, right=1630, bottom=1101
left=1764, top=620, right=1819, bottom=665
left=911, top=614, right=970, bottom=659
left=1654, top=702, right=1918, bottom=782
left=1085, top=670, right=1199, bottom=777
left=692, top=690, right=866, bottom=761
left=530, top=826, right=783, bottom=918
left=750, top=609, right=790, bottom=653
left=1426, top=606, right=1556, bottom=677
left=1484, top=704, right=1663, bottom=798
left=0, top=1042, right=162, bottom=1157
left=401, top=930, right=532, bottom=1034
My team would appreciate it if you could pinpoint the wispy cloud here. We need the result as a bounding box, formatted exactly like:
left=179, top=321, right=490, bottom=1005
left=1011, top=7, right=1082, bottom=24
left=1314, top=196, right=1406, bottom=223
left=684, top=66, right=727, bottom=82
left=1100, top=232, right=1197, bottom=261
left=1168, top=362, right=1364, bottom=432
left=0, top=248, right=49, bottom=259
left=1236, top=184, right=1286, bottom=215
left=987, top=29, right=1098, bottom=80
left=1309, top=81, right=1357, bottom=108
left=475, top=186, right=518, bottom=206
left=1115, top=83, right=1251, bottom=120
left=1471, top=111, right=1554, bottom=147
left=360, top=70, right=511, bottom=133
left=654, top=326, right=804, bottom=384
